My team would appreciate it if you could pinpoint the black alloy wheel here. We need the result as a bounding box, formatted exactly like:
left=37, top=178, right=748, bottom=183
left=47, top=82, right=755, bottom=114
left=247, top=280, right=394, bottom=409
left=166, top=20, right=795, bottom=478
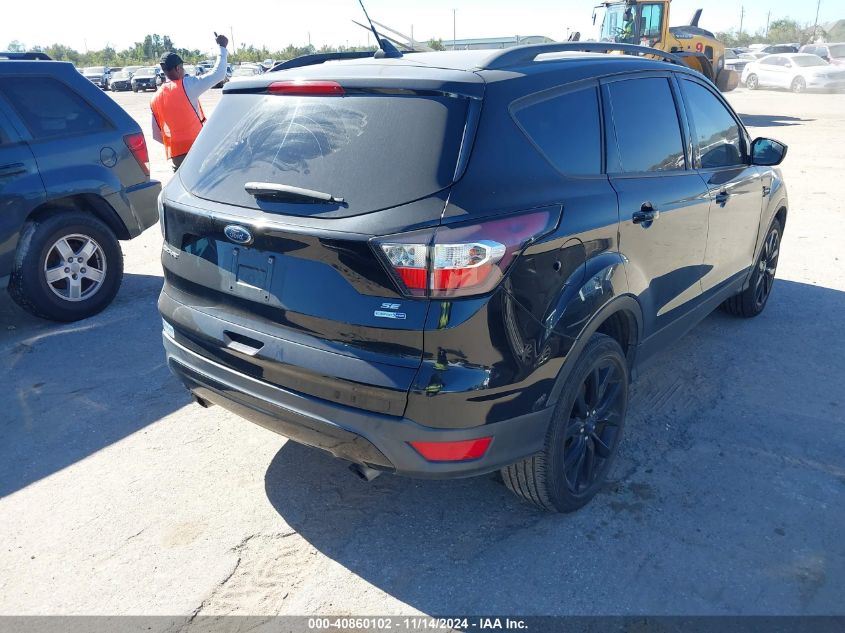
left=502, top=333, right=629, bottom=512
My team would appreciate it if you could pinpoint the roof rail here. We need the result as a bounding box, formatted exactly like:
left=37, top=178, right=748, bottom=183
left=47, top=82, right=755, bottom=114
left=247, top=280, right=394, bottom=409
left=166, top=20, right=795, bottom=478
left=0, top=51, right=52, bottom=60
left=270, top=51, right=376, bottom=72
left=477, top=42, right=683, bottom=70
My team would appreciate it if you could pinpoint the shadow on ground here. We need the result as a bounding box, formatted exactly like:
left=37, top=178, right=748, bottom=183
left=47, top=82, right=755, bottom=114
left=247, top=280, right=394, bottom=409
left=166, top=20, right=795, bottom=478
left=0, top=273, right=189, bottom=498
left=739, top=113, right=813, bottom=127
left=265, top=279, right=845, bottom=615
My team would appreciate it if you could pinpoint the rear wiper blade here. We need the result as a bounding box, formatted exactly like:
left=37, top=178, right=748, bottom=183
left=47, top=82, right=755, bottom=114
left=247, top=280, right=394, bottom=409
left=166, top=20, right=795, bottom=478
left=244, top=182, right=345, bottom=204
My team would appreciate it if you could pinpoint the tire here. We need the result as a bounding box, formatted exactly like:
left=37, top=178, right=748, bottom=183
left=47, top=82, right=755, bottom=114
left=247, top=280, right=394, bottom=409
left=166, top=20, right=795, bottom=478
left=722, top=219, right=782, bottom=318
left=745, top=74, right=758, bottom=90
left=8, top=212, right=124, bottom=322
left=502, top=333, right=629, bottom=512
left=132, top=86, right=138, bottom=93
left=791, top=76, right=806, bottom=93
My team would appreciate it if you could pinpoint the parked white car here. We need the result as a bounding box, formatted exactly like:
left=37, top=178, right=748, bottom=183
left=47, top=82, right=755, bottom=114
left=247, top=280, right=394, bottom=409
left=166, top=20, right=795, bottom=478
left=741, top=53, right=845, bottom=92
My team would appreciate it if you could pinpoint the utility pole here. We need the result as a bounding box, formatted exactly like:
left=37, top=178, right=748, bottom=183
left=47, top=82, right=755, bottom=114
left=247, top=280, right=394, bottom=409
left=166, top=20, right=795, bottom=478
left=812, top=0, right=821, bottom=42
left=765, top=10, right=771, bottom=38
left=230, top=26, right=235, bottom=53
left=453, top=9, right=457, bottom=50
left=739, top=6, right=745, bottom=38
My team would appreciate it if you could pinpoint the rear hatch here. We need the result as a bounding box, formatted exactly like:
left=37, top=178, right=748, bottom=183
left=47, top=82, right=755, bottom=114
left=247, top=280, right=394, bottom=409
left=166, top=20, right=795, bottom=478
left=161, top=64, right=483, bottom=417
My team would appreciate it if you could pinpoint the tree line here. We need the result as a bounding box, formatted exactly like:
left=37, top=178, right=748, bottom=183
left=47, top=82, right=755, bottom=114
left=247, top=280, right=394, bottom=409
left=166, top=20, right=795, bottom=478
left=715, top=17, right=835, bottom=48
left=6, top=34, right=448, bottom=67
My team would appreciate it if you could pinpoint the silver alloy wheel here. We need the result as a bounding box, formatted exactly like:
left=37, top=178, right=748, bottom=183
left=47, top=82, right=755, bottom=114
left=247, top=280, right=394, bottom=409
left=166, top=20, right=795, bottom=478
left=43, top=233, right=107, bottom=302
left=746, top=74, right=758, bottom=90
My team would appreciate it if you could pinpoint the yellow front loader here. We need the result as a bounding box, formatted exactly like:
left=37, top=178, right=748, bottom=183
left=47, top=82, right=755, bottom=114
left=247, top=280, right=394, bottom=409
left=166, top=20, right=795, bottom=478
left=595, top=0, right=738, bottom=91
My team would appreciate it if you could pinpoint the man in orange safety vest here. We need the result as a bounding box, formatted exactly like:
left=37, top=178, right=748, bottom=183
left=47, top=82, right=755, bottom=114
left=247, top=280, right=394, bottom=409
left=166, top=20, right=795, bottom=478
left=150, top=32, right=229, bottom=170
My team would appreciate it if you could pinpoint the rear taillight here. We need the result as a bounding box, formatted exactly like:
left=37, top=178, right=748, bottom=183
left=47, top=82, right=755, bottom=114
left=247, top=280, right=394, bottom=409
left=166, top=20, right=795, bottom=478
left=373, top=208, right=559, bottom=298
left=268, top=80, right=345, bottom=96
left=123, top=132, right=150, bottom=176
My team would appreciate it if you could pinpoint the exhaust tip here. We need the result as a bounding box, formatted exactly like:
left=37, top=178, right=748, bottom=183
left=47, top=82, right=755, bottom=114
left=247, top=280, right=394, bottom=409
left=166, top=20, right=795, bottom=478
left=349, top=463, right=382, bottom=482
left=191, top=394, right=213, bottom=408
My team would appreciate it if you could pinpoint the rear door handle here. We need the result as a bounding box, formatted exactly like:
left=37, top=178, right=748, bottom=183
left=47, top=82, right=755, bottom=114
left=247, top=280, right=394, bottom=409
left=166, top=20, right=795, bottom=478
left=632, top=203, right=659, bottom=226
left=0, top=162, right=26, bottom=178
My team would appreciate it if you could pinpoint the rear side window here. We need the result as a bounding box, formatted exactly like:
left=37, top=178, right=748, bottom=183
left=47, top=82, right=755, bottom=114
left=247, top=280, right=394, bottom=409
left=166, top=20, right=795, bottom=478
left=0, top=77, right=110, bottom=140
left=681, top=80, right=744, bottom=169
left=181, top=93, right=469, bottom=217
left=606, top=77, right=685, bottom=173
left=513, top=86, right=602, bottom=176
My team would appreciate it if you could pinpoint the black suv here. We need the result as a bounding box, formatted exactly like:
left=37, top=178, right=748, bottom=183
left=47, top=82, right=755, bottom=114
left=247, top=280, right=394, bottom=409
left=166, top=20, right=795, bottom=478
left=158, top=44, right=788, bottom=512
left=1, top=55, right=161, bottom=321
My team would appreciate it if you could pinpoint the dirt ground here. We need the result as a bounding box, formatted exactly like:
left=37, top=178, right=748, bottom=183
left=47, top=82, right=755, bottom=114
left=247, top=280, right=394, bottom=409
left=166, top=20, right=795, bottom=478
left=1, top=84, right=844, bottom=621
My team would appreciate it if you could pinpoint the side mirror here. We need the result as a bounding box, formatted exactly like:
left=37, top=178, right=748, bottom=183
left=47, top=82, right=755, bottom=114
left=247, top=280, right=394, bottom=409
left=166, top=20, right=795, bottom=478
left=751, top=137, right=787, bottom=166
left=784, top=62, right=793, bottom=68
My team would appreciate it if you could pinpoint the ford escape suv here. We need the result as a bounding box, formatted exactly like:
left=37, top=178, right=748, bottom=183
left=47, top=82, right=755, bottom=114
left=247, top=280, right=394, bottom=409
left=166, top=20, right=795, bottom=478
left=159, top=44, right=788, bottom=512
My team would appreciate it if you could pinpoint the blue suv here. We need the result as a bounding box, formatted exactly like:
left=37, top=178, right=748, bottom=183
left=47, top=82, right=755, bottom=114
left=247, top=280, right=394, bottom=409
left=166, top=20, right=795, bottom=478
left=0, top=54, right=161, bottom=321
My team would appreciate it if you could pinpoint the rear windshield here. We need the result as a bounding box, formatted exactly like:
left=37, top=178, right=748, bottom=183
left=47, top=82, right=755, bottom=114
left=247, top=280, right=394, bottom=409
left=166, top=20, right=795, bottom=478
left=179, top=93, right=469, bottom=217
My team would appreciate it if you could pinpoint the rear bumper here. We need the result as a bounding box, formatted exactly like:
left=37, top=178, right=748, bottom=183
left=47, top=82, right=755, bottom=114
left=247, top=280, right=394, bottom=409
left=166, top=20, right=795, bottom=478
left=162, top=328, right=552, bottom=479
left=123, top=180, right=161, bottom=236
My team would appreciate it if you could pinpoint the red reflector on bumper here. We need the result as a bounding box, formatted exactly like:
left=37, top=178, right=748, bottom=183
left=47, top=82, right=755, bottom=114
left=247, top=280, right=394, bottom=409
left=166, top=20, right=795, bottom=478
left=409, top=437, right=493, bottom=462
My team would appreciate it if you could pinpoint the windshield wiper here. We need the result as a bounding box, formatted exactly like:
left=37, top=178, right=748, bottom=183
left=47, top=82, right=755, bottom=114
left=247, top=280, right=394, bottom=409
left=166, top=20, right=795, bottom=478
left=244, top=182, right=345, bottom=204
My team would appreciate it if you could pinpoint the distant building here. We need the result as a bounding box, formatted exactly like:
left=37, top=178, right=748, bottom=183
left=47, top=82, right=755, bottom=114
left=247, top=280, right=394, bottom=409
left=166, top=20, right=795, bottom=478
left=821, top=20, right=845, bottom=41
left=444, top=35, right=555, bottom=50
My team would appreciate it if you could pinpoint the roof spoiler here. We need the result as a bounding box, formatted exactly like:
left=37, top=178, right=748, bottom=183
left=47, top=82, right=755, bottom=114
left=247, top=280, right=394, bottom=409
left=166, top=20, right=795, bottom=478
left=270, top=51, right=375, bottom=72
left=477, top=42, right=685, bottom=71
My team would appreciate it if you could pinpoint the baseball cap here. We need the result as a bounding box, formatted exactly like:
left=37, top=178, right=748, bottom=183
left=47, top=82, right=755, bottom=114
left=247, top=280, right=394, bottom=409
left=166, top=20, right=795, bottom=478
left=160, top=52, right=184, bottom=70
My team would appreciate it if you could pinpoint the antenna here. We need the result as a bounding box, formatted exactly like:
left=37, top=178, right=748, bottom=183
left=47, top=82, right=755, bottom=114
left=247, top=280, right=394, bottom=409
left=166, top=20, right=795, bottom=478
left=356, top=0, right=403, bottom=58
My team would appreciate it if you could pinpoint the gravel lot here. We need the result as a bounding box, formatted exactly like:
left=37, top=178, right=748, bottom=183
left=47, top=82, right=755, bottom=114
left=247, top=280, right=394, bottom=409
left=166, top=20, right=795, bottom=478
left=1, top=84, right=844, bottom=620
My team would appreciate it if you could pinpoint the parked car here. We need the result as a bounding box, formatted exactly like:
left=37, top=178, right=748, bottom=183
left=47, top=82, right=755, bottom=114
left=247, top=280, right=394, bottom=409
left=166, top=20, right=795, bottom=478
left=109, top=70, right=133, bottom=91
left=81, top=65, right=110, bottom=89
left=124, top=65, right=143, bottom=76
left=158, top=45, right=788, bottom=512
left=232, top=64, right=261, bottom=78
left=759, top=44, right=798, bottom=55
left=742, top=53, right=845, bottom=92
left=0, top=57, right=160, bottom=321
left=724, top=48, right=754, bottom=74
left=799, top=43, right=845, bottom=66
left=131, top=67, right=158, bottom=92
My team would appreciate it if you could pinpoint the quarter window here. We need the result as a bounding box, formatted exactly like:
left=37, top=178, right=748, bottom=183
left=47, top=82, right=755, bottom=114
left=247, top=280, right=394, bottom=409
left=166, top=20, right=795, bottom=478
left=513, top=86, right=602, bottom=176
left=0, top=77, right=109, bottom=140
left=681, top=80, right=744, bottom=169
left=606, top=77, right=685, bottom=173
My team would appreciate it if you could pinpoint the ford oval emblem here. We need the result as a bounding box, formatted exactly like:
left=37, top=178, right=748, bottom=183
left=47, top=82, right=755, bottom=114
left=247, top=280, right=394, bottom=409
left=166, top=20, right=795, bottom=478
left=224, top=225, right=253, bottom=245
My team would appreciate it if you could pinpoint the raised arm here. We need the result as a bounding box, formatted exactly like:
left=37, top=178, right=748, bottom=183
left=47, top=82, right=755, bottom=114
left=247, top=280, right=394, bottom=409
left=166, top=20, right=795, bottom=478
left=186, top=33, right=229, bottom=95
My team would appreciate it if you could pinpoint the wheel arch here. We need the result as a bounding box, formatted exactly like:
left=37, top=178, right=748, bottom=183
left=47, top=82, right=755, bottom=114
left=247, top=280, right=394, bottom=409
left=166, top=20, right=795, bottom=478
left=27, top=194, right=131, bottom=240
left=547, top=293, right=644, bottom=407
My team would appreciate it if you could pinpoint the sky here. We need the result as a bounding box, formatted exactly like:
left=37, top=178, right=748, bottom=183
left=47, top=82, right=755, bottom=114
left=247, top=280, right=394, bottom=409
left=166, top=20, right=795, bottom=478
left=2, top=0, right=839, bottom=55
